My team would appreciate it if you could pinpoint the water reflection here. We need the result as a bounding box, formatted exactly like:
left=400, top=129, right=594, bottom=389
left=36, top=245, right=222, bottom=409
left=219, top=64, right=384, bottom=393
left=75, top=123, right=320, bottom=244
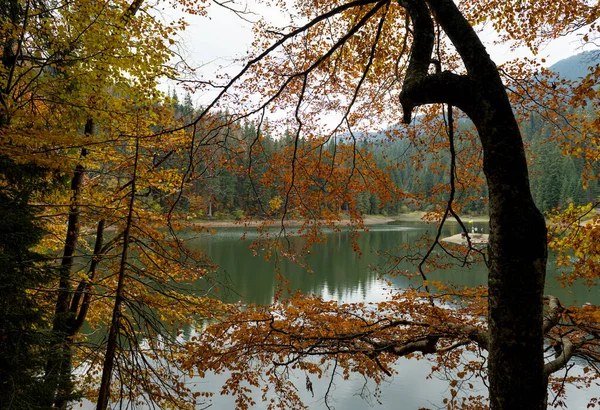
left=190, top=221, right=598, bottom=306
left=184, top=220, right=600, bottom=409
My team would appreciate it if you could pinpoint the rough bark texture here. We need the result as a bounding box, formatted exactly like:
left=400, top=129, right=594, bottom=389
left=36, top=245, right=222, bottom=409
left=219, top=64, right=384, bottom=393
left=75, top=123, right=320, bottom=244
left=400, top=0, right=548, bottom=408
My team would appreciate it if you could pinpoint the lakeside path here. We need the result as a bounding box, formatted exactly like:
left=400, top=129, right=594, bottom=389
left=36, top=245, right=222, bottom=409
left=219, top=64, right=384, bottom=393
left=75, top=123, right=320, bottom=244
left=189, top=213, right=489, bottom=229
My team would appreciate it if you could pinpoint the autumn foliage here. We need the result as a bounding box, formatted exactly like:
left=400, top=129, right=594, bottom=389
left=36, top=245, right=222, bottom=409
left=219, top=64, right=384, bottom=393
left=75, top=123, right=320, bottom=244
left=1, top=0, right=600, bottom=409
left=180, top=0, right=600, bottom=409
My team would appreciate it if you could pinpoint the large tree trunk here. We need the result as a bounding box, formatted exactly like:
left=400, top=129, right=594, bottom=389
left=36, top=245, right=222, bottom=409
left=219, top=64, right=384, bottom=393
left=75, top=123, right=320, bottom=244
left=472, top=89, right=548, bottom=410
left=400, top=0, right=548, bottom=408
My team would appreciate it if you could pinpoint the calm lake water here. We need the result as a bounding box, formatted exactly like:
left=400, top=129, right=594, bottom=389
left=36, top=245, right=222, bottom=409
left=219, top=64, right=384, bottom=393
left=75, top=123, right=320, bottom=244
left=184, top=220, right=600, bottom=409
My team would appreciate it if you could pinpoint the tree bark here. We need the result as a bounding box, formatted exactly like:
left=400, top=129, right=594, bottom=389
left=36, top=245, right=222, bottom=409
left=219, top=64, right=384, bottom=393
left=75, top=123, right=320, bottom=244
left=45, top=169, right=84, bottom=408
left=399, top=1, right=548, bottom=408
left=45, top=119, right=94, bottom=409
left=96, top=136, right=140, bottom=410
left=69, top=219, right=105, bottom=335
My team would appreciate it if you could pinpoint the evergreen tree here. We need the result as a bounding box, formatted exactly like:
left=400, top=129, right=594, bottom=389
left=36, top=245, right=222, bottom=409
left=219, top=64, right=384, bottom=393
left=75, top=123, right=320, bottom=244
left=0, top=157, right=53, bottom=409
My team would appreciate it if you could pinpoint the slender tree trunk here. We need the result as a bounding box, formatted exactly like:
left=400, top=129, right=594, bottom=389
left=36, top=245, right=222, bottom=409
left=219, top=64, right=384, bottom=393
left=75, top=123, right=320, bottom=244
left=69, top=219, right=106, bottom=335
left=51, top=219, right=106, bottom=410
left=0, top=0, right=22, bottom=128
left=45, top=169, right=84, bottom=407
left=45, top=119, right=94, bottom=408
left=96, top=136, right=140, bottom=410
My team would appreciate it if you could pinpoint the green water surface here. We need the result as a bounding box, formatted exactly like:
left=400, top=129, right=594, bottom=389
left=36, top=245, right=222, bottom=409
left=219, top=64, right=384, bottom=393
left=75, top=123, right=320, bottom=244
left=182, top=220, right=598, bottom=409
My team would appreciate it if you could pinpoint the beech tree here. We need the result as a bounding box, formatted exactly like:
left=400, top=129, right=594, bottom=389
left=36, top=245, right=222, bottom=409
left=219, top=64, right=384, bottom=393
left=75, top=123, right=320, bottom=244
left=0, top=0, right=230, bottom=408
left=2, top=0, right=600, bottom=408
left=180, top=1, right=600, bottom=409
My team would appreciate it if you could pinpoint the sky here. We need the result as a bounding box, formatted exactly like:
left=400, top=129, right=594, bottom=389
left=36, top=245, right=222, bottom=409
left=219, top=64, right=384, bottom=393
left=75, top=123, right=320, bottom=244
left=162, top=1, right=597, bottom=106
left=163, top=2, right=276, bottom=102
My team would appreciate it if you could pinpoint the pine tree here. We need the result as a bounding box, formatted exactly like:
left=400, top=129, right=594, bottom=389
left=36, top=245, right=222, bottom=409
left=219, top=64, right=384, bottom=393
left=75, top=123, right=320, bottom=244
left=0, top=157, right=53, bottom=409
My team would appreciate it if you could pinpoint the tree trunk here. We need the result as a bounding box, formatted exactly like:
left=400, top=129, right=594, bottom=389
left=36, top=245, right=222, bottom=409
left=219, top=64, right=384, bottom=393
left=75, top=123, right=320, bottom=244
left=45, top=119, right=94, bottom=408
left=472, top=90, right=547, bottom=410
left=400, top=1, right=548, bottom=408
left=45, top=163, right=84, bottom=408
left=96, top=136, right=140, bottom=410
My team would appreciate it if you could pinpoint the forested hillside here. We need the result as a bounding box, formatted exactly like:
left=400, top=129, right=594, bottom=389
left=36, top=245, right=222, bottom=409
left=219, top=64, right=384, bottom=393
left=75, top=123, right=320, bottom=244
left=550, top=50, right=599, bottom=81
left=3, top=1, right=600, bottom=409
left=176, top=51, right=600, bottom=219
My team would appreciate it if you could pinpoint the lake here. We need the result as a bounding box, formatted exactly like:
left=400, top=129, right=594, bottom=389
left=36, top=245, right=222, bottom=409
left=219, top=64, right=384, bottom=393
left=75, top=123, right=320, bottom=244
left=184, top=220, right=600, bottom=409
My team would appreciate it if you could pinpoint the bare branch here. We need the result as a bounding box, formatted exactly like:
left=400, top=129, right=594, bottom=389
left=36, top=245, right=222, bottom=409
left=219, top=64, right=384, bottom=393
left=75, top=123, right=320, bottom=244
left=544, top=337, right=575, bottom=377
left=543, top=295, right=564, bottom=334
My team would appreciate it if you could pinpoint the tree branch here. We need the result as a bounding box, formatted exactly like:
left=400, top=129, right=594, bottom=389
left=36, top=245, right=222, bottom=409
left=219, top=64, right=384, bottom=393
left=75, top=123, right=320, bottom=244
left=389, top=336, right=439, bottom=355
left=401, top=71, right=477, bottom=123
left=425, top=0, right=498, bottom=81
left=398, top=0, right=434, bottom=87
left=543, top=337, right=575, bottom=377
left=543, top=295, right=564, bottom=334
left=398, top=0, right=477, bottom=122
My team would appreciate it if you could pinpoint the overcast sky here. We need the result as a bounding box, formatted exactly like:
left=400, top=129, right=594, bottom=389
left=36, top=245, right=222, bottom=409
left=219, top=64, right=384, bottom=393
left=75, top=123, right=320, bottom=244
left=164, top=2, right=596, bottom=105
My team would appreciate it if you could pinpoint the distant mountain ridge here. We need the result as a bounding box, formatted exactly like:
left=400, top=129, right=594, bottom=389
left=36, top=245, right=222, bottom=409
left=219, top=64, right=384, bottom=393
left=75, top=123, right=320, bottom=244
left=351, top=51, right=599, bottom=142
left=550, top=50, right=599, bottom=81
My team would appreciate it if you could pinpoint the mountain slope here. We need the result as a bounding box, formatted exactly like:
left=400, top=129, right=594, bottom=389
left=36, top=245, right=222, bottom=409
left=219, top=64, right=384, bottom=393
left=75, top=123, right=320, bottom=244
left=550, top=50, right=599, bottom=81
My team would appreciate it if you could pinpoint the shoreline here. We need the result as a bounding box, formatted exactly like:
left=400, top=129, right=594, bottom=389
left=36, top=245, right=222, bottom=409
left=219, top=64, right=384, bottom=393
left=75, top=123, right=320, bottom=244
left=189, top=213, right=489, bottom=229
